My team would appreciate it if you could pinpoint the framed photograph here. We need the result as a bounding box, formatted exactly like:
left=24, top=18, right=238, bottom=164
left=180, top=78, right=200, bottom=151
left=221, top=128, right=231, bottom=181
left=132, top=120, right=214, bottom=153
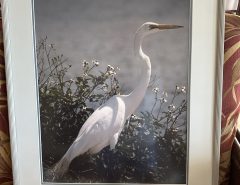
left=1, top=0, right=224, bottom=184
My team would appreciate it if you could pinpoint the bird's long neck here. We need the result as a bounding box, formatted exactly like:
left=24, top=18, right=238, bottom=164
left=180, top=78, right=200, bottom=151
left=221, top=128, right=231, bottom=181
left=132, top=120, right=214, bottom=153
left=125, top=32, right=151, bottom=118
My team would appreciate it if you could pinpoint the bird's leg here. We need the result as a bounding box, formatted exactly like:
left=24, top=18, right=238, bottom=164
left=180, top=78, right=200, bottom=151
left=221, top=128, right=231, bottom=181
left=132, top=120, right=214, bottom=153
left=110, top=133, right=120, bottom=150
left=126, top=117, right=131, bottom=129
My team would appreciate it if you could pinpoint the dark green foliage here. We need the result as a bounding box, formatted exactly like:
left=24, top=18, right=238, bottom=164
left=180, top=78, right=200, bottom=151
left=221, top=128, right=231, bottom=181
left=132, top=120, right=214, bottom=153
left=38, top=38, right=187, bottom=184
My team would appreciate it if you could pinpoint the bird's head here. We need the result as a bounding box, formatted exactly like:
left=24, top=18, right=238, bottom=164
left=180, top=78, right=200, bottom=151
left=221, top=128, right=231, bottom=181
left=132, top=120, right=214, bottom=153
left=136, top=22, right=183, bottom=38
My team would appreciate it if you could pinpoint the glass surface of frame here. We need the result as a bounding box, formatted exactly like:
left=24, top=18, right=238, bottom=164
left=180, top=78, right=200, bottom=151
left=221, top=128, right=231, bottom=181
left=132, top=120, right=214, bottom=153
left=34, top=0, right=190, bottom=184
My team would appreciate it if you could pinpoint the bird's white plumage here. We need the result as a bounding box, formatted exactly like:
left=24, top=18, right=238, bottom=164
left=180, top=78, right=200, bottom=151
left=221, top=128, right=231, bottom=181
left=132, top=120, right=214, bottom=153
left=52, top=95, right=126, bottom=177
left=74, top=95, right=126, bottom=152
left=52, top=22, right=181, bottom=178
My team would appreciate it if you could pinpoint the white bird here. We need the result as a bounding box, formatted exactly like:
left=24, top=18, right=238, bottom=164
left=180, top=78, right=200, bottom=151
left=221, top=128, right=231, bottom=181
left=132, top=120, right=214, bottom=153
left=52, top=22, right=182, bottom=177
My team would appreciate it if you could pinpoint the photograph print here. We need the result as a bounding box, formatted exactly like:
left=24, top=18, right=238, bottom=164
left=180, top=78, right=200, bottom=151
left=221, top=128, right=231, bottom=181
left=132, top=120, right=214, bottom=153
left=34, top=0, right=190, bottom=184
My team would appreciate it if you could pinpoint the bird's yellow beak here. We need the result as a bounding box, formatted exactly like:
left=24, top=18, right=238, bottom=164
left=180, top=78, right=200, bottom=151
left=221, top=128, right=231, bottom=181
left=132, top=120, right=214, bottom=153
left=149, top=24, right=183, bottom=30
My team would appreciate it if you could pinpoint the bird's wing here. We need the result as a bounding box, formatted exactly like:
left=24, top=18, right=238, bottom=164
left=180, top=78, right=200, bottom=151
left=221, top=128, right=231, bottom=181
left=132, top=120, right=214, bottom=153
left=75, top=95, right=125, bottom=141
left=56, top=96, right=126, bottom=164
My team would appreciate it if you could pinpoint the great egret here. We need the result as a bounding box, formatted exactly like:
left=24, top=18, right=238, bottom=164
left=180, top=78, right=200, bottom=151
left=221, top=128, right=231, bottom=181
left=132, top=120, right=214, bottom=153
left=53, top=22, right=182, bottom=177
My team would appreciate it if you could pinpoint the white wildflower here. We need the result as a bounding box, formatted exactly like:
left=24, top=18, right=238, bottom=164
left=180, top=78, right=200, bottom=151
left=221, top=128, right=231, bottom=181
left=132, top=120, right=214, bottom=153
left=168, top=104, right=176, bottom=111
left=82, top=60, right=88, bottom=67
left=152, top=87, right=159, bottom=93
left=92, top=60, right=99, bottom=66
left=107, top=65, right=114, bottom=71
left=107, top=70, right=116, bottom=76
left=181, top=86, right=186, bottom=93
left=48, top=44, right=54, bottom=48
left=144, top=130, right=150, bottom=135
left=159, top=97, right=167, bottom=103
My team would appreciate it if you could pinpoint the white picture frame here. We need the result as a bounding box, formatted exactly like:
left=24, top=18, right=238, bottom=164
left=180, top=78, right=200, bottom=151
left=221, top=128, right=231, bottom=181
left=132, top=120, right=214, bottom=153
left=1, top=0, right=224, bottom=184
